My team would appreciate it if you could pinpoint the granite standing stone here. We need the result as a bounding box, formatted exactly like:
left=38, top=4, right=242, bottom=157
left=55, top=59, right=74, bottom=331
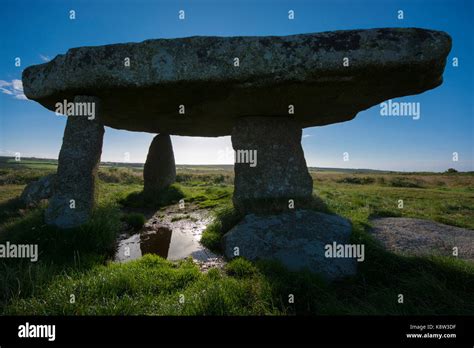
left=45, top=96, right=104, bottom=228
left=232, top=117, right=313, bottom=213
left=143, top=134, right=176, bottom=194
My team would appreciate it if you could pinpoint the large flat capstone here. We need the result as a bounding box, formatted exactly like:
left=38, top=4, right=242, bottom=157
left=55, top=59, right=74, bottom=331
left=22, top=28, right=451, bottom=136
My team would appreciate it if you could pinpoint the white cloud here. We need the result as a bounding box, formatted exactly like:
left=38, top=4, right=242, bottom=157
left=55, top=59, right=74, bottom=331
left=0, top=149, right=18, bottom=156
left=39, top=54, right=51, bottom=62
left=0, top=79, right=27, bottom=100
left=302, top=134, right=312, bottom=138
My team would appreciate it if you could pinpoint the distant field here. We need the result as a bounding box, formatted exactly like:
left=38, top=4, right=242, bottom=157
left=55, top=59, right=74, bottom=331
left=0, top=157, right=473, bottom=315
left=1, top=157, right=473, bottom=228
left=1, top=157, right=473, bottom=229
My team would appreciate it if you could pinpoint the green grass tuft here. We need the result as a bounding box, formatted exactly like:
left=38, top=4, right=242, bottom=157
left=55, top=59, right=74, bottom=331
left=119, top=184, right=184, bottom=209
left=201, top=205, right=243, bottom=253
left=388, top=177, right=424, bottom=188
left=98, top=167, right=143, bottom=185
left=337, top=176, right=375, bottom=185
left=121, top=212, right=146, bottom=231
left=225, top=258, right=258, bottom=278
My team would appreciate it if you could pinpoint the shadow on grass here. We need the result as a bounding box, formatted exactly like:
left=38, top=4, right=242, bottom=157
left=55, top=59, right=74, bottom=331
left=0, top=197, right=26, bottom=226
left=204, top=198, right=474, bottom=315
left=0, top=203, right=122, bottom=310
left=0, top=205, right=121, bottom=264
left=234, top=194, right=333, bottom=215
left=335, top=223, right=474, bottom=314
left=3, top=223, right=473, bottom=315
left=310, top=194, right=333, bottom=214
left=119, top=184, right=184, bottom=211
left=2, top=187, right=473, bottom=315
left=248, top=225, right=474, bottom=315
left=368, top=208, right=403, bottom=219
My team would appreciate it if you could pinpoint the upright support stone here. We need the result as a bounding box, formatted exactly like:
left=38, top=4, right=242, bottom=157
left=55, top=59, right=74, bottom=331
left=143, top=134, right=176, bottom=195
left=231, top=117, right=313, bottom=214
left=45, top=96, right=104, bottom=228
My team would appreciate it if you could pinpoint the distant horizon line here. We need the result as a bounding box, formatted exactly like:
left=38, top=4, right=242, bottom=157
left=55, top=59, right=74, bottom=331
left=1, top=156, right=471, bottom=174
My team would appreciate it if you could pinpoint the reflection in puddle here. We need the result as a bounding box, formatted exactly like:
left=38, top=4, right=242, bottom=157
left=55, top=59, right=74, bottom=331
left=114, top=208, right=220, bottom=265
left=141, top=227, right=172, bottom=259
left=115, top=227, right=172, bottom=262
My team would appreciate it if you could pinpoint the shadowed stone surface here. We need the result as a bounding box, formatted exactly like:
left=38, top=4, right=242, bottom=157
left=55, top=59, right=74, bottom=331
left=223, top=210, right=357, bottom=280
left=22, top=28, right=451, bottom=136
left=143, top=134, right=176, bottom=194
left=45, top=96, right=104, bottom=228
left=20, top=174, right=56, bottom=207
left=232, top=117, right=313, bottom=214
left=371, top=218, right=474, bottom=261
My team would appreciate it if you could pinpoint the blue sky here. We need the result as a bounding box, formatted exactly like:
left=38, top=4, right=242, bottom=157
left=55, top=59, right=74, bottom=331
left=0, top=0, right=472, bottom=171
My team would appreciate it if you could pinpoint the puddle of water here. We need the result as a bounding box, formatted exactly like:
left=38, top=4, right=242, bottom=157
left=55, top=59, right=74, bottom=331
left=114, top=207, right=222, bottom=267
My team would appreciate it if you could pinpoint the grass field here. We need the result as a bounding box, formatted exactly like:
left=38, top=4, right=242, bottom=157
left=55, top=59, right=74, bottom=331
left=0, top=157, right=473, bottom=315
